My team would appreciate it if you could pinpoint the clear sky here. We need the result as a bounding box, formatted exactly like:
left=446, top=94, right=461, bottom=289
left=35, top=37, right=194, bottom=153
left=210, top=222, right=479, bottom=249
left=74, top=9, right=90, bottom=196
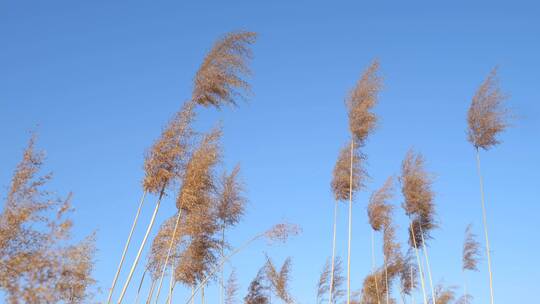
left=1, top=1, right=539, bottom=303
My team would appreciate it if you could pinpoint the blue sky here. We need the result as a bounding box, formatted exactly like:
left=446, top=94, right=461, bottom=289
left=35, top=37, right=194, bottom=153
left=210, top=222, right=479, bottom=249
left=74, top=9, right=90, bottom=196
left=1, top=1, right=539, bottom=303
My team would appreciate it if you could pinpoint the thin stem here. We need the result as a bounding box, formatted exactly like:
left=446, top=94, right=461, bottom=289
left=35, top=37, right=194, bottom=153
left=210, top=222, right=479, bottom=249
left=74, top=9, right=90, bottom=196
left=201, top=286, right=205, bottom=304
left=107, top=191, right=147, bottom=304
left=384, top=254, right=389, bottom=304
left=220, top=226, right=225, bottom=304
left=135, top=268, right=148, bottom=304
left=146, top=280, right=157, bottom=304
left=419, top=226, right=436, bottom=304
left=347, top=139, right=354, bottom=304
left=410, top=222, right=428, bottom=304
left=410, top=264, right=415, bottom=304
left=155, top=208, right=184, bottom=303
left=329, top=201, right=338, bottom=304
left=475, top=148, right=495, bottom=304
left=118, top=189, right=165, bottom=304
left=372, top=229, right=381, bottom=304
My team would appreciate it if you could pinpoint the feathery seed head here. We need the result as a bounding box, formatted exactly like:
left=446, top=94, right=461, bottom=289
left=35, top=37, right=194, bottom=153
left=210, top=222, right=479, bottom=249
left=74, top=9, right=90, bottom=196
left=193, top=31, right=257, bottom=108
left=367, top=177, right=394, bottom=231
left=462, top=224, right=481, bottom=272
left=264, top=223, right=301, bottom=244
left=176, top=127, right=222, bottom=212
left=467, top=68, right=509, bottom=150
left=143, top=101, right=196, bottom=194
left=331, top=142, right=366, bottom=201
left=347, top=60, right=382, bottom=145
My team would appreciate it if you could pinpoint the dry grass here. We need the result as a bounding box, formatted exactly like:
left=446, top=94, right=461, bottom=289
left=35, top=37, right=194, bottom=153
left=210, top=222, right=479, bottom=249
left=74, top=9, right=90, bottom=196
left=0, top=136, right=96, bottom=303
left=225, top=270, right=239, bottom=304
left=143, top=101, right=196, bottom=194
left=347, top=60, right=382, bottom=146
left=177, top=127, right=222, bottom=212
left=400, top=150, right=435, bottom=222
left=193, top=31, right=257, bottom=108
left=431, top=285, right=455, bottom=304
left=148, top=215, right=186, bottom=280
left=217, top=165, right=246, bottom=229
left=467, top=68, right=509, bottom=150
left=331, top=142, right=366, bottom=201
left=244, top=266, right=269, bottom=304
left=462, top=224, right=481, bottom=272
left=265, top=256, right=293, bottom=303
left=367, top=177, right=394, bottom=231
left=317, top=257, right=345, bottom=303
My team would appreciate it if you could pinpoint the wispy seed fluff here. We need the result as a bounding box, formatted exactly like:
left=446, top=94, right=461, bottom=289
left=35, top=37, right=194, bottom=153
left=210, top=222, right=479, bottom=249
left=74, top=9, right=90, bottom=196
left=193, top=31, right=257, bottom=108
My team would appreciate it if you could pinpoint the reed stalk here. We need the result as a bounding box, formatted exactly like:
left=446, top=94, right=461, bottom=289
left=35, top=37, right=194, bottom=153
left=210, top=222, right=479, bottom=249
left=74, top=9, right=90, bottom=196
left=107, top=191, right=148, bottom=304
left=371, top=230, right=381, bottom=304
left=328, top=201, right=338, bottom=304
left=475, top=148, right=494, bottom=304
left=118, top=189, right=165, bottom=303
left=383, top=254, right=390, bottom=304
left=419, top=226, right=436, bottom=304
left=410, top=222, right=428, bottom=304
left=154, top=208, right=184, bottom=303
left=346, top=140, right=354, bottom=304
left=146, top=280, right=156, bottom=304
left=135, top=268, right=148, bottom=304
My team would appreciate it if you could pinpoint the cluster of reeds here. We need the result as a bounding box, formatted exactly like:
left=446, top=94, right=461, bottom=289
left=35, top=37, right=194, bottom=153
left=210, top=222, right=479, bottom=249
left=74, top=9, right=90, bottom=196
left=1, top=30, right=514, bottom=304
left=102, top=30, right=305, bottom=304
left=321, top=64, right=510, bottom=304
left=0, top=135, right=96, bottom=303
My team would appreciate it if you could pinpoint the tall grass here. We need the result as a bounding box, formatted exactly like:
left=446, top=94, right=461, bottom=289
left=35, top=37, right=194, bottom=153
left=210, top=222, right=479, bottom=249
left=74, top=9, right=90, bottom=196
left=466, top=67, right=510, bottom=304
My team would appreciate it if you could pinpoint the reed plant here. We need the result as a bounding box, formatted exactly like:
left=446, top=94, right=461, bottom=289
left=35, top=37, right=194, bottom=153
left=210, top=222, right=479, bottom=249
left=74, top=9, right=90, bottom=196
left=466, top=67, right=510, bottom=304
left=0, top=135, right=96, bottom=303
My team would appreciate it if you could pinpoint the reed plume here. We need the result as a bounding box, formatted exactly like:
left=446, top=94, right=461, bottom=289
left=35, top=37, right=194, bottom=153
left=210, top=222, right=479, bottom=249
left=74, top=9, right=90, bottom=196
left=148, top=215, right=186, bottom=283
left=462, top=224, right=480, bottom=272
left=193, top=31, right=257, bottom=108
left=461, top=224, right=480, bottom=303
left=265, top=256, right=294, bottom=304
left=225, top=270, right=239, bottom=304
left=368, top=177, right=394, bottom=232
left=244, top=266, right=269, bottom=304
left=331, top=142, right=365, bottom=202
left=399, top=253, right=418, bottom=296
left=467, top=68, right=509, bottom=151
left=430, top=285, right=455, bottom=304
left=466, top=68, right=510, bottom=304
left=317, top=257, right=345, bottom=304
left=347, top=60, right=382, bottom=146
left=0, top=135, right=96, bottom=303
left=216, top=165, right=247, bottom=304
